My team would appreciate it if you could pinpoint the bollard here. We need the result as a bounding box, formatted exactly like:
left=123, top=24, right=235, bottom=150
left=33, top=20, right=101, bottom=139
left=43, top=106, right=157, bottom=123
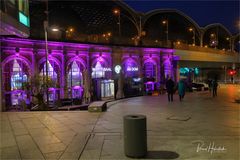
left=123, top=114, right=147, bottom=158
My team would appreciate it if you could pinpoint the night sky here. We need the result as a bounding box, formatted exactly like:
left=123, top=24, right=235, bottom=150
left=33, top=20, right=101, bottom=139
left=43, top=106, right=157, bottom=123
left=124, top=0, right=239, bottom=34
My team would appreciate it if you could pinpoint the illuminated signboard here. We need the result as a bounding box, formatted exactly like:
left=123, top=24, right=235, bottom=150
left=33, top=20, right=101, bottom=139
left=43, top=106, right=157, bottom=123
left=126, top=67, right=138, bottom=71
left=19, top=12, right=29, bottom=27
left=114, top=65, right=121, bottom=74
left=92, top=67, right=111, bottom=72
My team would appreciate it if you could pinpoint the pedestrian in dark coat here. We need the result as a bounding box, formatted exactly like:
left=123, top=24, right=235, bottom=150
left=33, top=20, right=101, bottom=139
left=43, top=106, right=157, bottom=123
left=212, top=79, right=218, bottom=97
left=166, top=77, right=175, bottom=102
left=178, top=79, right=185, bottom=101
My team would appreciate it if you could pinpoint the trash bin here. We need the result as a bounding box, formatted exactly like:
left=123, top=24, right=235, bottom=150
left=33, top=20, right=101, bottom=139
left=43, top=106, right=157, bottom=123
left=123, top=114, right=147, bottom=158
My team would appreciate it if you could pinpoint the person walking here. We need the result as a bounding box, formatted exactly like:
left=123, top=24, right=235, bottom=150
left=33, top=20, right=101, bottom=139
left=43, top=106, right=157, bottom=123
left=208, top=79, right=212, bottom=93
left=166, top=77, right=175, bottom=102
left=212, top=79, right=218, bottom=97
left=178, top=79, right=185, bottom=101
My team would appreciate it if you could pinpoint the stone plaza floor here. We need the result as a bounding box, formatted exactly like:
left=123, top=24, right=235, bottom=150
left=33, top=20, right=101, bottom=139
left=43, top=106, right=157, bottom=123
left=0, top=84, right=240, bottom=160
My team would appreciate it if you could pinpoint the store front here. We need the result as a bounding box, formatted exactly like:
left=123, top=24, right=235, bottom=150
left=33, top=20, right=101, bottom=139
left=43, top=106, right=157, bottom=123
left=122, top=57, right=142, bottom=97
left=0, top=37, right=178, bottom=111
left=2, top=58, right=30, bottom=109
left=39, top=60, right=60, bottom=103
left=91, top=59, right=114, bottom=100
left=143, top=61, right=158, bottom=94
left=67, top=60, right=84, bottom=102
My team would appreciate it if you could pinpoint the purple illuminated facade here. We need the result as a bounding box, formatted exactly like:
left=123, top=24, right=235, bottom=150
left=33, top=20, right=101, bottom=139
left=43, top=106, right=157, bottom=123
left=0, top=37, right=179, bottom=111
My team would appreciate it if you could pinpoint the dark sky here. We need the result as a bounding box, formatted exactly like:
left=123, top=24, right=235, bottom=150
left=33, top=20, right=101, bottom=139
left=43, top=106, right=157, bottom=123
left=124, top=0, right=240, bottom=34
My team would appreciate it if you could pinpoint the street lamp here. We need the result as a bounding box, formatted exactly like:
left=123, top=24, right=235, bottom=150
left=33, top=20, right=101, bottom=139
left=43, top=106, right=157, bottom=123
left=43, top=20, right=49, bottom=107
left=162, top=20, right=169, bottom=44
left=113, top=9, right=121, bottom=37
left=52, top=27, right=74, bottom=40
left=189, top=27, right=195, bottom=46
left=226, top=37, right=231, bottom=51
left=210, top=33, right=218, bottom=48
left=113, top=9, right=143, bottom=44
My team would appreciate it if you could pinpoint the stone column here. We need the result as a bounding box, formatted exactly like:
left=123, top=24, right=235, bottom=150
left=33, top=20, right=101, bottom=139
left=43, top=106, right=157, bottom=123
left=200, top=32, right=203, bottom=47
left=113, top=47, right=124, bottom=99
left=60, top=50, right=65, bottom=99
left=160, top=51, right=165, bottom=83
left=0, top=61, right=2, bottom=112
left=173, top=60, right=180, bottom=82
left=63, top=50, right=68, bottom=98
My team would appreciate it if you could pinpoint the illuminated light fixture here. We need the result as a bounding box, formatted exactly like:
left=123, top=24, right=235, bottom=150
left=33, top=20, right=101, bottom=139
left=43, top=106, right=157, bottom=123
left=133, top=78, right=141, bottom=82
left=210, top=33, right=215, bottom=37
left=114, top=65, right=121, bottom=74
left=52, top=28, right=59, bottom=32
left=162, top=20, right=167, bottom=24
left=19, top=12, right=29, bottom=27
left=204, top=45, right=208, bottom=48
left=226, top=37, right=230, bottom=41
left=69, top=28, right=74, bottom=32
left=107, top=32, right=111, bottom=36
left=127, top=67, right=138, bottom=71
left=113, top=9, right=120, bottom=15
left=229, top=70, right=236, bottom=76
left=189, top=28, right=193, bottom=31
left=155, top=40, right=158, bottom=43
left=177, top=41, right=181, bottom=45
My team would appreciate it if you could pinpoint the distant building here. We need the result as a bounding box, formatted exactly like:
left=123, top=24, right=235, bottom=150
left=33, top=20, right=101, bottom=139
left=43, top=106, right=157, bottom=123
left=0, top=37, right=178, bottom=111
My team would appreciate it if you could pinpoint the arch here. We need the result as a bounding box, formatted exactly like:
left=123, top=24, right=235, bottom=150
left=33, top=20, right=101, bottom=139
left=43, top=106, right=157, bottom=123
left=143, top=9, right=201, bottom=35
left=38, top=56, right=61, bottom=70
left=91, top=56, right=109, bottom=68
left=115, top=1, right=139, bottom=20
left=66, top=57, right=87, bottom=71
left=2, top=55, right=31, bottom=74
left=203, top=23, right=232, bottom=37
left=143, top=58, right=157, bottom=66
left=233, top=33, right=240, bottom=41
left=122, top=57, right=138, bottom=67
left=67, top=61, right=83, bottom=90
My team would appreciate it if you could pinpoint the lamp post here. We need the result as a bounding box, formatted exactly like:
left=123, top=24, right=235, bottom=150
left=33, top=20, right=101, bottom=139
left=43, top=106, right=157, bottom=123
left=43, top=20, right=49, bottom=107
left=189, top=27, right=195, bottom=45
left=70, top=66, right=73, bottom=105
left=113, top=9, right=121, bottom=37
left=162, top=20, right=169, bottom=45
left=43, top=0, right=49, bottom=108
left=113, top=9, right=143, bottom=44
left=226, top=37, right=231, bottom=51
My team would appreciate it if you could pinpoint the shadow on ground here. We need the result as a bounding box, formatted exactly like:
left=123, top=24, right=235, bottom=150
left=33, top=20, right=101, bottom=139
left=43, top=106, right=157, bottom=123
left=145, top=151, right=179, bottom=159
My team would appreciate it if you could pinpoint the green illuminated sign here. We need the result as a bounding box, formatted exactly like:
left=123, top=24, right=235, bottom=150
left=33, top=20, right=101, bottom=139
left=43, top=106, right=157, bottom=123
left=19, top=12, right=29, bottom=27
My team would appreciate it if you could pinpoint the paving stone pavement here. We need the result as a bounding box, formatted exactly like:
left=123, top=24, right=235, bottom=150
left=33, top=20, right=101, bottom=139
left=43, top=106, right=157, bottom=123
left=0, top=84, right=239, bottom=160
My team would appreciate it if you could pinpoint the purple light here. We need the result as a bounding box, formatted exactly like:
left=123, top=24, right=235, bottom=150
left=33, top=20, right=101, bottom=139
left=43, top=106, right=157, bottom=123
left=48, top=88, right=56, bottom=91
left=1, top=37, right=178, bottom=103
left=73, top=85, right=81, bottom=89
left=145, top=81, right=154, bottom=84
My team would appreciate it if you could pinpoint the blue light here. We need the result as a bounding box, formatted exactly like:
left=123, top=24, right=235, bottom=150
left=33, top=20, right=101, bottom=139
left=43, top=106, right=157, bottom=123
left=194, top=68, right=199, bottom=75
left=19, top=12, right=29, bottom=27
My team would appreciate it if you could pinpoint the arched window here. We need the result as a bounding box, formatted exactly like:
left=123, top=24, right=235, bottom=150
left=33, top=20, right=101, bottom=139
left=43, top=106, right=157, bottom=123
left=68, top=61, right=83, bottom=87
left=144, top=62, right=156, bottom=78
left=11, top=60, right=28, bottom=90
left=9, top=59, right=28, bottom=106
left=40, top=60, right=57, bottom=83
left=92, top=61, right=105, bottom=78
left=123, top=60, right=139, bottom=78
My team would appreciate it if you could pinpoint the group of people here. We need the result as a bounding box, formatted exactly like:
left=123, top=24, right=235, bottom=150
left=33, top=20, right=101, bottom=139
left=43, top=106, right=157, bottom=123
left=166, top=77, right=185, bottom=102
left=166, top=77, right=219, bottom=102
